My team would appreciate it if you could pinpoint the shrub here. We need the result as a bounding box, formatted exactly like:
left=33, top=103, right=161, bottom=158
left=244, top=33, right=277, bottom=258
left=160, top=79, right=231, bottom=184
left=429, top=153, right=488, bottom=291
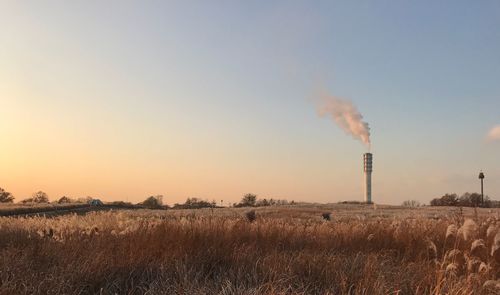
left=76, top=196, right=92, bottom=204
left=57, top=196, right=74, bottom=204
left=338, top=200, right=364, bottom=204
left=256, top=198, right=270, bottom=207
left=245, top=210, right=256, bottom=222
left=240, top=193, right=257, bottom=207
left=402, top=200, right=421, bottom=207
left=32, top=191, right=49, bottom=203
left=109, top=201, right=134, bottom=207
left=0, top=188, right=14, bottom=203
left=141, top=195, right=164, bottom=209
left=431, top=193, right=497, bottom=207
left=234, top=194, right=290, bottom=207
left=173, top=198, right=215, bottom=209
left=430, top=193, right=458, bottom=206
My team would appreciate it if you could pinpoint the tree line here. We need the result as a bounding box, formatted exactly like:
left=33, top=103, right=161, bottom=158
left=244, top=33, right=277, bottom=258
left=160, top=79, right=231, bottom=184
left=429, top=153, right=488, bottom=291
left=0, top=188, right=295, bottom=209
left=0, top=188, right=51, bottom=204
left=232, top=193, right=295, bottom=207
left=429, top=192, right=500, bottom=208
left=141, top=193, right=295, bottom=209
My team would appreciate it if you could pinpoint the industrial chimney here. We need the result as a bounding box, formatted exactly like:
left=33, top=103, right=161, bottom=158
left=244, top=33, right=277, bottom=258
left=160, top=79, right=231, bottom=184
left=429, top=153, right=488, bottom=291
left=363, top=153, right=373, bottom=203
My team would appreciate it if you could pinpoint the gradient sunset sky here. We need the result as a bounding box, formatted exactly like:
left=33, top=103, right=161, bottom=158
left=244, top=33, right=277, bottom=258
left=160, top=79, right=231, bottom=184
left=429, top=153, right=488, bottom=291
left=1, top=1, right=499, bottom=205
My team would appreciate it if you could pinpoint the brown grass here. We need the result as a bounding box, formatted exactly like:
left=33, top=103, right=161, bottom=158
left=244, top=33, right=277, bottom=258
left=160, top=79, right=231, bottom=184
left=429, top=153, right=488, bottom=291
left=0, top=203, right=89, bottom=216
left=0, top=206, right=499, bottom=294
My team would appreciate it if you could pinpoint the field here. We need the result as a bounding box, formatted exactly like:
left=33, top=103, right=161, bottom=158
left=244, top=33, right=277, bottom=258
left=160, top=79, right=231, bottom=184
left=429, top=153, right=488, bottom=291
left=0, top=202, right=140, bottom=217
left=1, top=204, right=500, bottom=294
left=0, top=203, right=92, bottom=217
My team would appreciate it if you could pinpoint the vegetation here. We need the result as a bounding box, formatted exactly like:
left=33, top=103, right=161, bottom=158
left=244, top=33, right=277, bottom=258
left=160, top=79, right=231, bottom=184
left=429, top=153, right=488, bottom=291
left=140, top=195, right=165, bottom=209
left=245, top=209, right=256, bottom=222
left=430, top=193, right=498, bottom=208
left=76, top=196, right=93, bottom=204
left=0, top=206, right=499, bottom=294
left=0, top=203, right=91, bottom=217
left=233, top=193, right=293, bottom=207
left=109, top=201, right=134, bottom=207
left=238, top=193, right=257, bottom=207
left=402, top=200, right=422, bottom=207
left=172, top=197, right=216, bottom=209
left=0, top=187, right=14, bottom=203
left=33, top=191, right=49, bottom=203
left=57, top=196, right=74, bottom=204
left=338, top=200, right=365, bottom=204
left=21, top=191, right=50, bottom=204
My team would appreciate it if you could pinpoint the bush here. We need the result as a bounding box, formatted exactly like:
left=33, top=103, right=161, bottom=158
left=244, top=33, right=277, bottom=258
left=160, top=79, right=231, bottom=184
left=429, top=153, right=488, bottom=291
left=430, top=193, right=458, bottom=206
left=0, top=188, right=14, bottom=203
left=240, top=193, right=257, bottom=207
left=430, top=198, right=442, bottom=206
left=32, top=191, right=49, bottom=203
left=256, top=198, right=270, bottom=207
left=141, top=195, right=164, bottom=209
left=76, top=197, right=92, bottom=204
left=430, top=193, right=496, bottom=208
left=57, top=196, right=74, bottom=204
left=172, top=198, right=215, bottom=209
left=245, top=210, right=256, bottom=222
left=109, top=201, right=134, bottom=207
left=402, top=200, right=421, bottom=207
left=338, top=200, right=364, bottom=204
left=458, top=192, right=483, bottom=207
left=234, top=194, right=291, bottom=207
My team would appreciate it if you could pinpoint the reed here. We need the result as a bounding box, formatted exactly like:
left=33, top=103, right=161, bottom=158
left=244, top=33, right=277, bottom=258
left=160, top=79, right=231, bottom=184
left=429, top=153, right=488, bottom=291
left=0, top=207, right=499, bottom=294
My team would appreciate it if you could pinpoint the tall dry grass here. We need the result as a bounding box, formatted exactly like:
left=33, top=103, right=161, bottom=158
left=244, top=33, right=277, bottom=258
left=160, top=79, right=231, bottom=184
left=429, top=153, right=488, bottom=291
left=0, top=208, right=499, bottom=294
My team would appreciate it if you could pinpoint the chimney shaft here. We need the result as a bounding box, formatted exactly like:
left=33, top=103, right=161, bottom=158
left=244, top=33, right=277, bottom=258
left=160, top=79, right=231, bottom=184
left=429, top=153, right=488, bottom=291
left=364, top=153, right=373, bottom=203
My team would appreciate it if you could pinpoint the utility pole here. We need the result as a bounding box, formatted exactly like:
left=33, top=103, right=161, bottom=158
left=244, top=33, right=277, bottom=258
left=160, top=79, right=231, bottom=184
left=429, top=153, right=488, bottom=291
left=479, top=171, right=485, bottom=205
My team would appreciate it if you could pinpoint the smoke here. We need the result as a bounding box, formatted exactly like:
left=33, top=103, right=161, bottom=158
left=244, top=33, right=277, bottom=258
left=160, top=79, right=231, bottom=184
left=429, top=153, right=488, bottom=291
left=487, top=125, right=500, bottom=142
left=316, top=91, right=371, bottom=148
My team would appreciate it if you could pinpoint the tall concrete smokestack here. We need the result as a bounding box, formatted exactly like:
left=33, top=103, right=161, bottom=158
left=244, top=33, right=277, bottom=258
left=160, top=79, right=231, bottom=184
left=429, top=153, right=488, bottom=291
left=363, top=153, right=373, bottom=203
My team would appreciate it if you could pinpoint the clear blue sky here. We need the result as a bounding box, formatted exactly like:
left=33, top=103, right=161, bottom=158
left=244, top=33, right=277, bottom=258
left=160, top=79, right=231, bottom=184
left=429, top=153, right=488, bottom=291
left=1, top=1, right=499, bottom=204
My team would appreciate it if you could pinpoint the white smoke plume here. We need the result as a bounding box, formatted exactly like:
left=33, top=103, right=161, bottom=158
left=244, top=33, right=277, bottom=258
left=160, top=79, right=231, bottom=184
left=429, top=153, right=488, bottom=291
left=487, top=125, right=500, bottom=142
left=317, top=92, right=371, bottom=149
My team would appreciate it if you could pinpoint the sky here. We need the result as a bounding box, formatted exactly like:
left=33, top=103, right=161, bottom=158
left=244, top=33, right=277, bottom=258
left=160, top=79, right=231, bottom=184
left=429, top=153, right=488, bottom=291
left=1, top=1, right=499, bottom=205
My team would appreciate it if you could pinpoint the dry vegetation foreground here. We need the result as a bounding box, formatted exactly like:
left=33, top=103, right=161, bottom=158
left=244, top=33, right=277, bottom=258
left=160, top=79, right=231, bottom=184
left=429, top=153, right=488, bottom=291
left=1, top=205, right=500, bottom=294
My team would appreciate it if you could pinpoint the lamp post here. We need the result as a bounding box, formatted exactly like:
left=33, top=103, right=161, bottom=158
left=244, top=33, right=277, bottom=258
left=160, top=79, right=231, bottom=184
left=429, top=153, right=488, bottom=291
left=479, top=171, right=485, bottom=205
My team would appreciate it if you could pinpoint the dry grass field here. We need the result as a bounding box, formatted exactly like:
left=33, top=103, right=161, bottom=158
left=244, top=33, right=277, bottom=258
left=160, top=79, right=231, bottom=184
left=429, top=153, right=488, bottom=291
left=0, top=203, right=90, bottom=217
left=1, top=204, right=500, bottom=294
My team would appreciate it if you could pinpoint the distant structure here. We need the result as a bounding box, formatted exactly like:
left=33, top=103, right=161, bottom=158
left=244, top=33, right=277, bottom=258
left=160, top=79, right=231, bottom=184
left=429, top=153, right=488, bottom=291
left=364, top=153, right=373, bottom=203
left=89, top=199, right=103, bottom=206
left=479, top=171, right=485, bottom=204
